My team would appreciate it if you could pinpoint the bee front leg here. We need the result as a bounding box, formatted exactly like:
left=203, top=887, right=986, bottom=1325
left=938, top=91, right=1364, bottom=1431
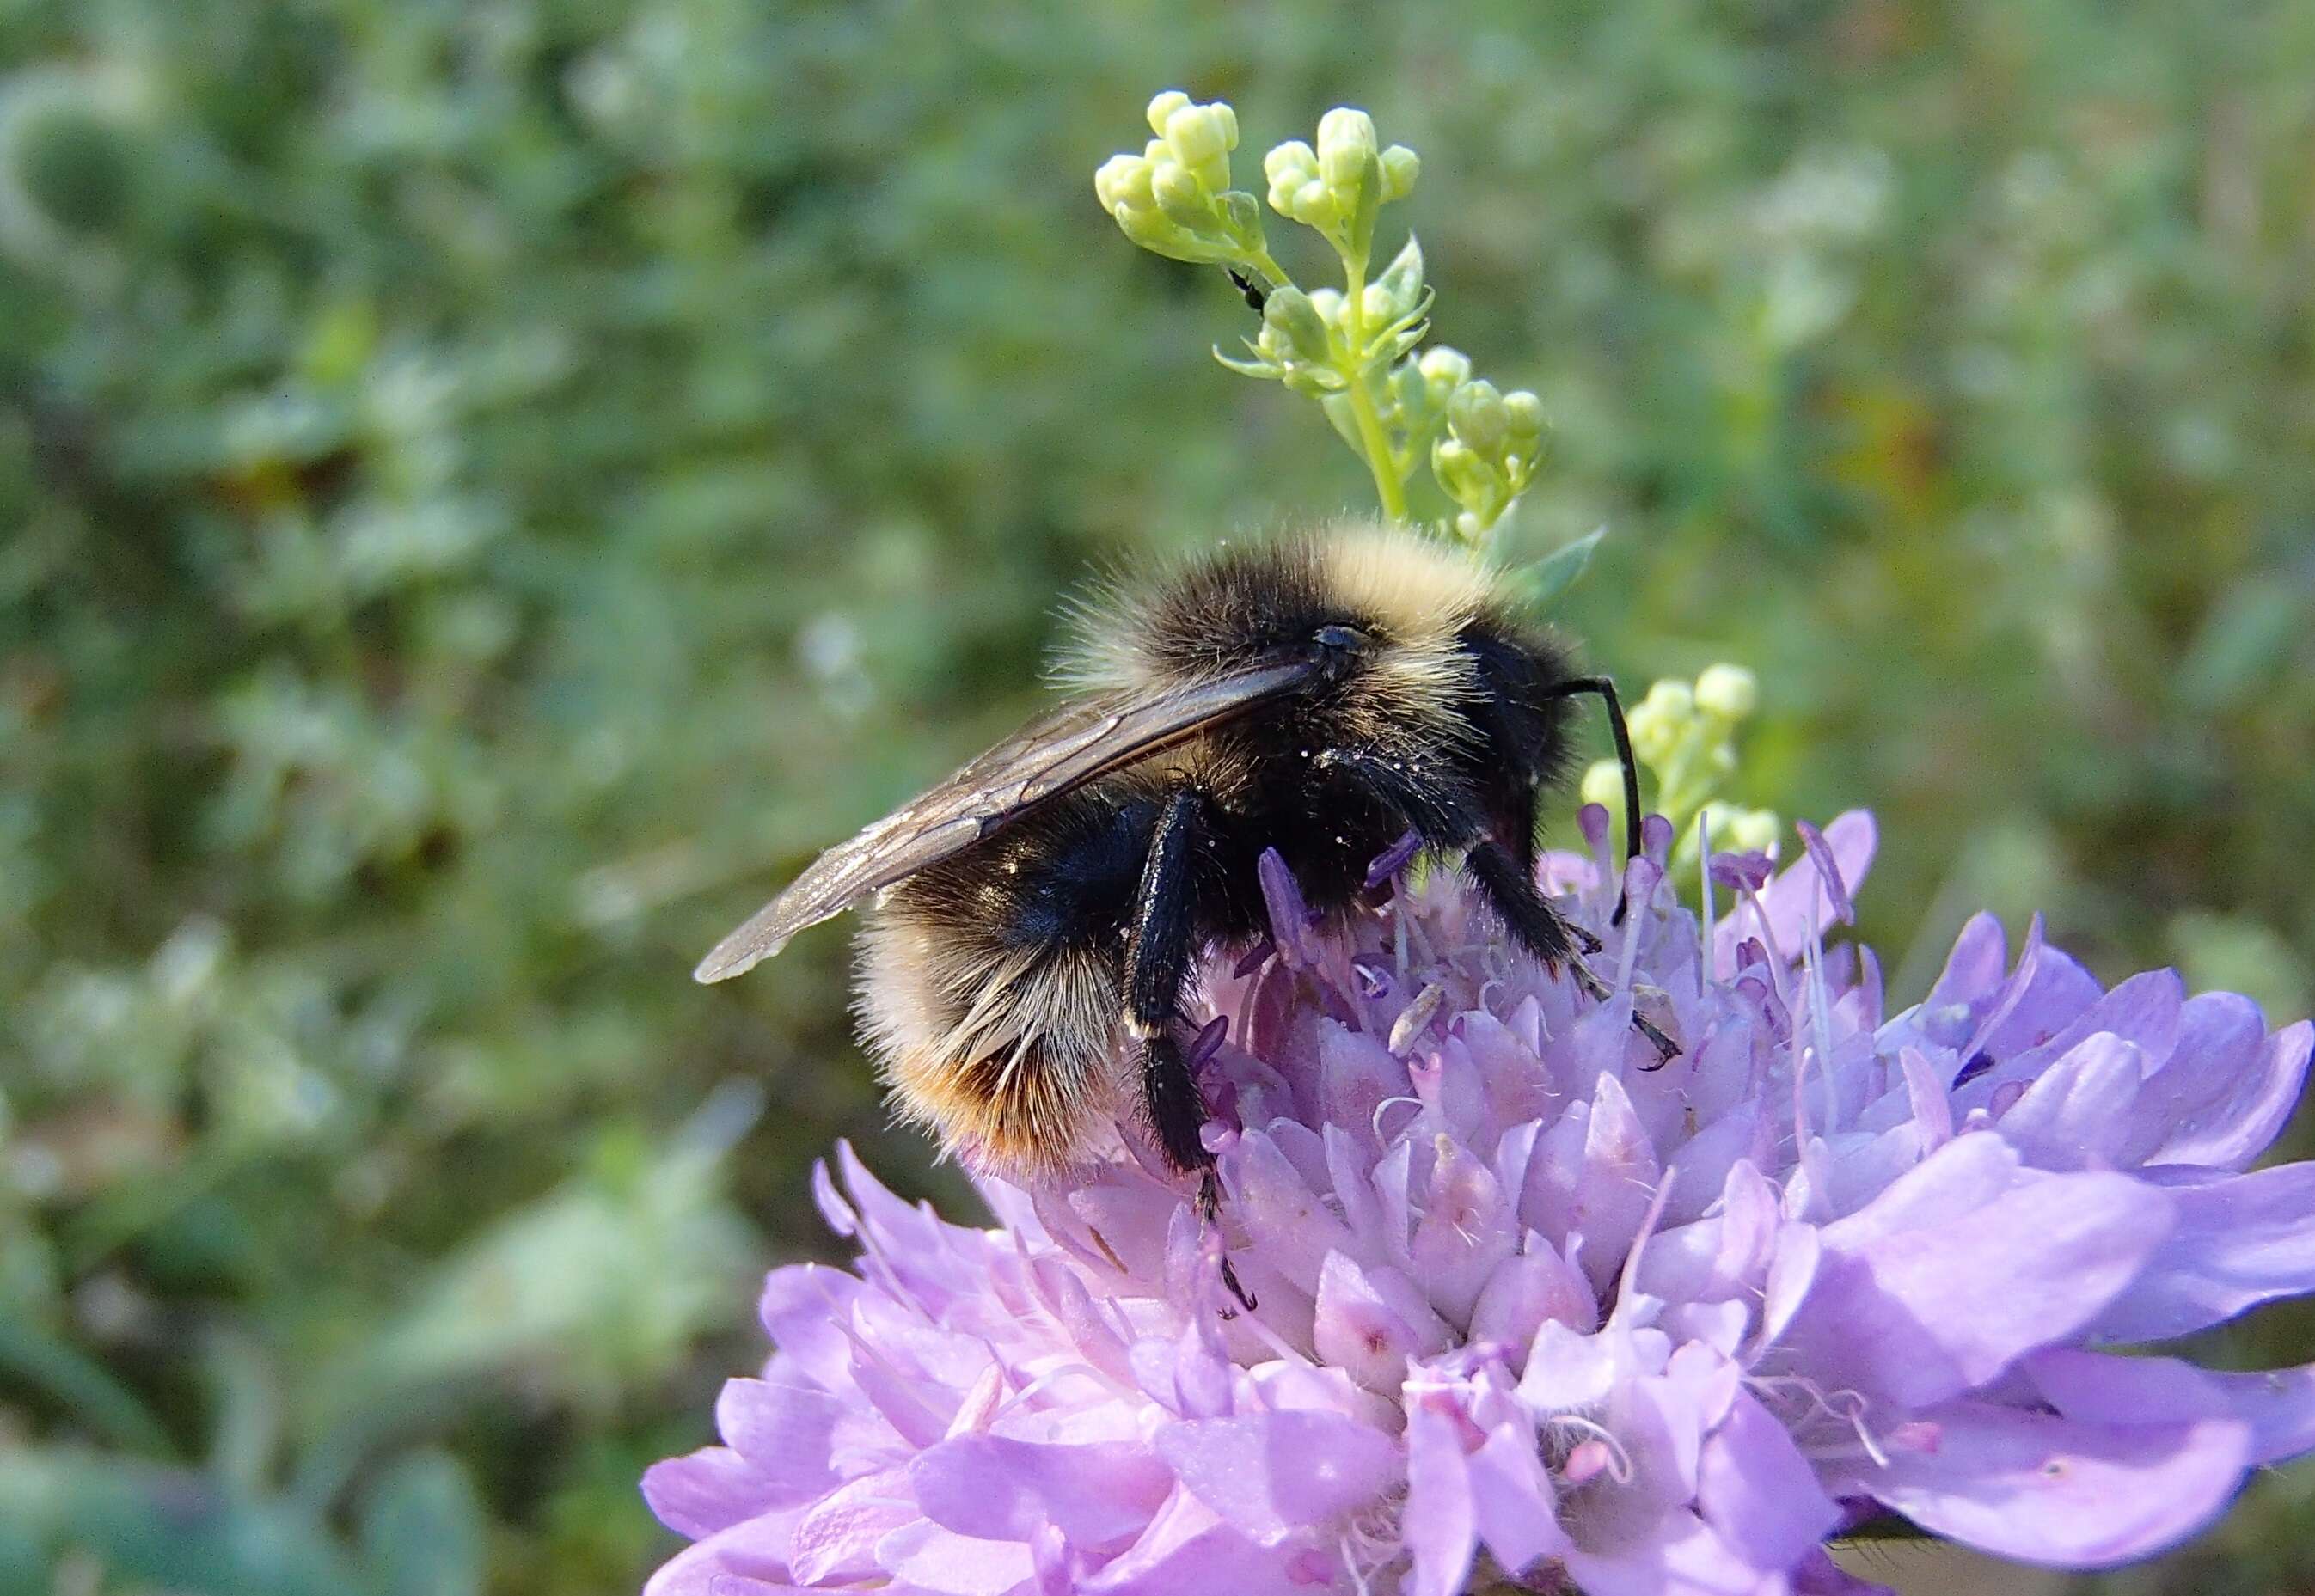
left=1467, top=839, right=1681, bottom=1066
left=1323, top=747, right=1679, bottom=1067
left=1539, top=673, right=1644, bottom=927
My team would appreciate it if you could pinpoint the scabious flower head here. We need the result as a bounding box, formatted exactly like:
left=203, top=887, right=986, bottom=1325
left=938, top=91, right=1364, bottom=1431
left=643, top=811, right=2315, bottom=1596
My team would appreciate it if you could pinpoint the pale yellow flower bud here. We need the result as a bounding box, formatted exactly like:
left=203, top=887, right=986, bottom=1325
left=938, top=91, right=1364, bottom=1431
left=1448, top=379, right=1509, bottom=456
left=1503, top=390, right=1546, bottom=449
left=1151, top=160, right=1206, bottom=225
left=1093, top=153, right=1153, bottom=215
left=1694, top=663, right=1760, bottom=722
left=1380, top=144, right=1420, bottom=202
left=1315, top=107, right=1378, bottom=182
left=1723, top=807, right=1781, bottom=855
left=1264, top=140, right=1318, bottom=187
left=1581, top=760, right=1627, bottom=810
left=1145, top=90, right=1191, bottom=138
left=1418, top=345, right=1472, bottom=401
left=1163, top=101, right=1235, bottom=166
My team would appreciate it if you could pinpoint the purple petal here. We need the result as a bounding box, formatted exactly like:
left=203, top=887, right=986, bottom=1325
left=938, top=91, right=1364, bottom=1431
left=876, top=1518, right=1038, bottom=1595
left=1785, top=1145, right=2174, bottom=1409
left=1707, top=849, right=1773, bottom=893
left=1993, top=1031, right=2143, bottom=1171
left=1828, top=1401, right=2251, bottom=1568
left=787, top=1470, right=917, bottom=1586
left=1793, top=820, right=1854, bottom=926
left=641, top=1446, right=784, bottom=1539
left=1315, top=1022, right=1409, bottom=1160
left=910, top=1435, right=1173, bottom=1550
left=2138, top=1013, right=2312, bottom=1172
left=1467, top=1421, right=1571, bottom=1575
left=1403, top=1403, right=1479, bottom=1596
left=1224, top=1128, right=1357, bottom=1296
left=1520, top=1319, right=1621, bottom=1415
left=1563, top=1507, right=1773, bottom=1596
left=1923, top=913, right=2007, bottom=1024
left=1081, top=1491, right=1326, bottom=1596
left=2024, top=1347, right=2315, bottom=1467
left=1634, top=1160, right=1779, bottom=1307
left=1259, top=848, right=1321, bottom=967
left=1712, top=810, right=1875, bottom=975
left=1957, top=969, right=2183, bottom=1111
left=1958, top=914, right=2047, bottom=1064
left=1892, top=1046, right=1952, bottom=1153
left=1156, top=1409, right=1402, bottom=1537
left=756, top=1266, right=864, bottom=1391
left=1366, top=829, right=1423, bottom=889
left=1409, top=1141, right=1518, bottom=1324
left=2088, top=1160, right=2315, bottom=1342
left=713, top=1379, right=842, bottom=1503
left=1695, top=1390, right=1842, bottom=1571
left=642, top=1514, right=805, bottom=1596
left=1469, top=1239, right=1598, bottom=1354
left=1312, top=1251, right=1450, bottom=1392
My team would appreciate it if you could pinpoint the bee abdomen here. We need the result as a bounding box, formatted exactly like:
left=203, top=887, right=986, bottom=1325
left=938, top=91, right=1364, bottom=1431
left=854, top=876, right=1127, bottom=1177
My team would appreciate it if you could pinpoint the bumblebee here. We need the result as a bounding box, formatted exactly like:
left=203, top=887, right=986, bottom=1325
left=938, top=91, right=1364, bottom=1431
left=696, top=521, right=1667, bottom=1187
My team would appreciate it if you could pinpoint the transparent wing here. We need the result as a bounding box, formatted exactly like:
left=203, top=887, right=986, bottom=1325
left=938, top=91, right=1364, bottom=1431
left=693, top=658, right=1314, bottom=981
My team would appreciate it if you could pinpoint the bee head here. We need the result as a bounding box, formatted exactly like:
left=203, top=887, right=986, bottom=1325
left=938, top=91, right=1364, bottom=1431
left=1310, top=622, right=1371, bottom=681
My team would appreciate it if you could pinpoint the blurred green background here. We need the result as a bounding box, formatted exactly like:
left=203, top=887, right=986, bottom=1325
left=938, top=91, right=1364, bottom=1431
left=3, top=1, right=2312, bottom=1592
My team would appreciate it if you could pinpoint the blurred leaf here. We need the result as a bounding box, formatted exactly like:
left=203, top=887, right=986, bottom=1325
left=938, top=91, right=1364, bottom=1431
left=2178, top=581, right=2304, bottom=711
left=1511, top=523, right=1607, bottom=611
left=0, top=1449, right=362, bottom=1596
left=360, top=1451, right=485, bottom=1596
left=0, top=1318, right=173, bottom=1455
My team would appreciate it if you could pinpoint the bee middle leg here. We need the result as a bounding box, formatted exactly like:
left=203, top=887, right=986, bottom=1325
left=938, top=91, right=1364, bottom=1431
left=1121, top=786, right=1256, bottom=1309
left=1122, top=787, right=1211, bottom=1175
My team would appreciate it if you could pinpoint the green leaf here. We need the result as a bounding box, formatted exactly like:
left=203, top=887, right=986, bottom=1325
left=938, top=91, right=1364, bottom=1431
left=1517, top=524, right=1608, bottom=609
left=361, top=1450, right=486, bottom=1596
left=0, top=1449, right=363, bottom=1596
left=0, top=1318, right=174, bottom=1455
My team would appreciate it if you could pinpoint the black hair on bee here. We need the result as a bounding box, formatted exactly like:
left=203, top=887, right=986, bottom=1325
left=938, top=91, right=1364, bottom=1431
left=695, top=521, right=1664, bottom=1193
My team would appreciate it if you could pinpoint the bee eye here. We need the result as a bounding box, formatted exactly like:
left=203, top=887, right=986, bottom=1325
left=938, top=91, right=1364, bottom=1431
left=1313, top=624, right=1369, bottom=655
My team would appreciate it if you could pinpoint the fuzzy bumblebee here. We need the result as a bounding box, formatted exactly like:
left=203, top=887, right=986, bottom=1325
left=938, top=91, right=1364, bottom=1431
left=696, top=522, right=1666, bottom=1183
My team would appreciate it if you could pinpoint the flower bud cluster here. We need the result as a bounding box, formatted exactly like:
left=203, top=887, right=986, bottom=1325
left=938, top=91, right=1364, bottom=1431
left=1259, top=107, right=1418, bottom=262
left=1430, top=373, right=1548, bottom=540
left=1095, top=92, right=1553, bottom=543
left=1582, top=663, right=1777, bottom=875
left=1093, top=92, right=1267, bottom=266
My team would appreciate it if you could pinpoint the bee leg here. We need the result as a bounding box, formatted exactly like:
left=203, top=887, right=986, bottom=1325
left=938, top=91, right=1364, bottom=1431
left=1466, top=838, right=1681, bottom=1067
left=1321, top=748, right=1680, bottom=1067
left=1539, top=675, right=1644, bottom=925
left=1122, top=788, right=1256, bottom=1312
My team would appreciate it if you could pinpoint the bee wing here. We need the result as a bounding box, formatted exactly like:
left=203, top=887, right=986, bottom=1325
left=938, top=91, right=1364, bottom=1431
left=692, top=658, right=1316, bottom=982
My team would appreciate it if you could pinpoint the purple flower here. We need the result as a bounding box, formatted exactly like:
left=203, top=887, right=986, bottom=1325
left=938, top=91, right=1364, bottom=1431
left=642, top=810, right=2315, bottom=1595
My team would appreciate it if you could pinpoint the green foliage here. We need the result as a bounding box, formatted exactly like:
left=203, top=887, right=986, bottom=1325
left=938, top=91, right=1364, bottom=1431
left=1, top=2, right=2311, bottom=1592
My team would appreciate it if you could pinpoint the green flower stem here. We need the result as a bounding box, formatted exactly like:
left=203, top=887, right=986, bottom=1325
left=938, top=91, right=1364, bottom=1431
left=1246, top=248, right=1294, bottom=290
left=1338, top=252, right=1409, bottom=521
